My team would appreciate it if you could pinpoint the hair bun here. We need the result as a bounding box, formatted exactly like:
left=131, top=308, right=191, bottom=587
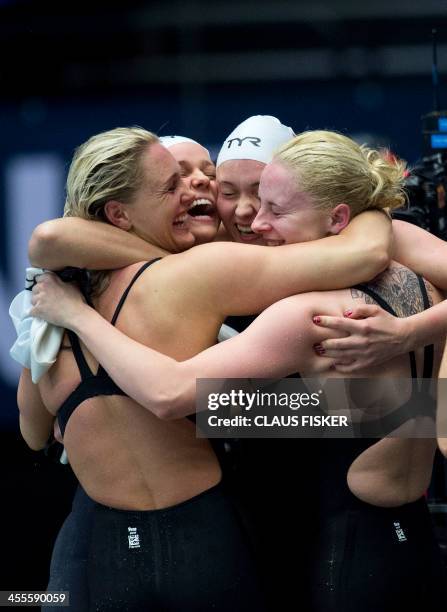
left=364, top=147, right=407, bottom=211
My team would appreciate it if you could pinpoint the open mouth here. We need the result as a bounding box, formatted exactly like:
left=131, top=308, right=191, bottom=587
left=187, top=198, right=216, bottom=222
left=235, top=223, right=263, bottom=242
left=173, top=213, right=188, bottom=229
left=236, top=224, right=256, bottom=235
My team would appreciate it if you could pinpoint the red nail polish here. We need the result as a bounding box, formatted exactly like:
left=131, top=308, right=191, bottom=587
left=313, top=316, right=321, bottom=325
left=344, top=310, right=353, bottom=317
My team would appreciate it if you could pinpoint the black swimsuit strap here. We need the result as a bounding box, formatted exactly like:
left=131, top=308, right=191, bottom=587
left=58, top=258, right=163, bottom=437
left=110, top=259, right=161, bottom=326
left=416, top=276, right=434, bottom=381
left=353, top=283, right=418, bottom=379
left=66, top=329, right=94, bottom=379
left=354, top=274, right=434, bottom=382
left=65, top=259, right=162, bottom=381
left=352, top=284, right=398, bottom=317
left=96, top=258, right=161, bottom=377
left=352, top=275, right=435, bottom=438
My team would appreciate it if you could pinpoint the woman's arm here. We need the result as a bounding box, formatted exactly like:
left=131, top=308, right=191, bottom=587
left=17, top=368, right=55, bottom=450
left=29, top=218, right=167, bottom=270
left=437, top=341, right=447, bottom=457
left=30, top=276, right=317, bottom=419
left=310, top=220, right=447, bottom=372
left=30, top=208, right=389, bottom=286
left=171, top=209, right=391, bottom=318
left=393, top=220, right=447, bottom=288
left=28, top=208, right=391, bottom=398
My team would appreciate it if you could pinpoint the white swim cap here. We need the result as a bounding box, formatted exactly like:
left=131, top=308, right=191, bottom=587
left=159, top=135, right=201, bottom=148
left=159, top=135, right=211, bottom=158
left=216, top=115, right=295, bottom=167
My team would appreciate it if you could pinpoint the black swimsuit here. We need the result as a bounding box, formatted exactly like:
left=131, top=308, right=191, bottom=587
left=57, top=259, right=160, bottom=438
left=353, top=277, right=434, bottom=437
left=308, top=277, right=447, bottom=612
left=224, top=275, right=446, bottom=612
left=46, top=259, right=266, bottom=612
left=46, top=260, right=161, bottom=610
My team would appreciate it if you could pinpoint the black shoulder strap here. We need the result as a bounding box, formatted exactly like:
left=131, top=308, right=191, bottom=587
left=96, top=258, right=161, bottom=377
left=353, top=283, right=398, bottom=317
left=353, top=283, right=418, bottom=379
left=66, top=329, right=94, bottom=380
left=66, top=259, right=161, bottom=381
left=354, top=274, right=435, bottom=381
left=416, top=275, right=434, bottom=380
left=110, top=258, right=161, bottom=327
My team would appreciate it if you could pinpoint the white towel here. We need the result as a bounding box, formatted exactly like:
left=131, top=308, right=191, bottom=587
left=9, top=268, right=64, bottom=383
left=217, top=323, right=239, bottom=342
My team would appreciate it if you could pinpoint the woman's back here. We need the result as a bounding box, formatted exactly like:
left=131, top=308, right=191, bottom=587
left=299, top=262, right=444, bottom=508
left=38, top=261, right=221, bottom=510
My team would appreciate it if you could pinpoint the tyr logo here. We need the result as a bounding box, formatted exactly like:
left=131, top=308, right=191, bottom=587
left=226, top=136, right=261, bottom=149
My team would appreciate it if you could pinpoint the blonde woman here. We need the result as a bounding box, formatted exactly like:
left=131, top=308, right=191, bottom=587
left=32, top=131, right=447, bottom=611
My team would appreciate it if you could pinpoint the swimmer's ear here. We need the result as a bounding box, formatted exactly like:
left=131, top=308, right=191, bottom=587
left=327, top=203, right=350, bottom=235
left=103, top=200, right=132, bottom=230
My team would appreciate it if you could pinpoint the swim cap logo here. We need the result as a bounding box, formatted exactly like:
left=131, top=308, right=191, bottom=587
left=226, top=136, right=261, bottom=149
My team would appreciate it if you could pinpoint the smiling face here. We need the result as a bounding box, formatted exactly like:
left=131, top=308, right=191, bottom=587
left=217, top=159, right=266, bottom=245
left=168, top=142, right=219, bottom=244
left=253, top=161, right=331, bottom=245
left=125, top=143, right=196, bottom=253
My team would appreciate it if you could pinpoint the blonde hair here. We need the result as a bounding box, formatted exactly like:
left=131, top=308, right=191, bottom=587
left=63, top=126, right=158, bottom=296
left=64, top=126, right=158, bottom=220
left=275, top=130, right=407, bottom=216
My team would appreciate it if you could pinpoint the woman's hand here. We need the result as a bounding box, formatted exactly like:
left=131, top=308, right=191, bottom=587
left=31, top=273, right=87, bottom=329
left=313, top=304, right=410, bottom=373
